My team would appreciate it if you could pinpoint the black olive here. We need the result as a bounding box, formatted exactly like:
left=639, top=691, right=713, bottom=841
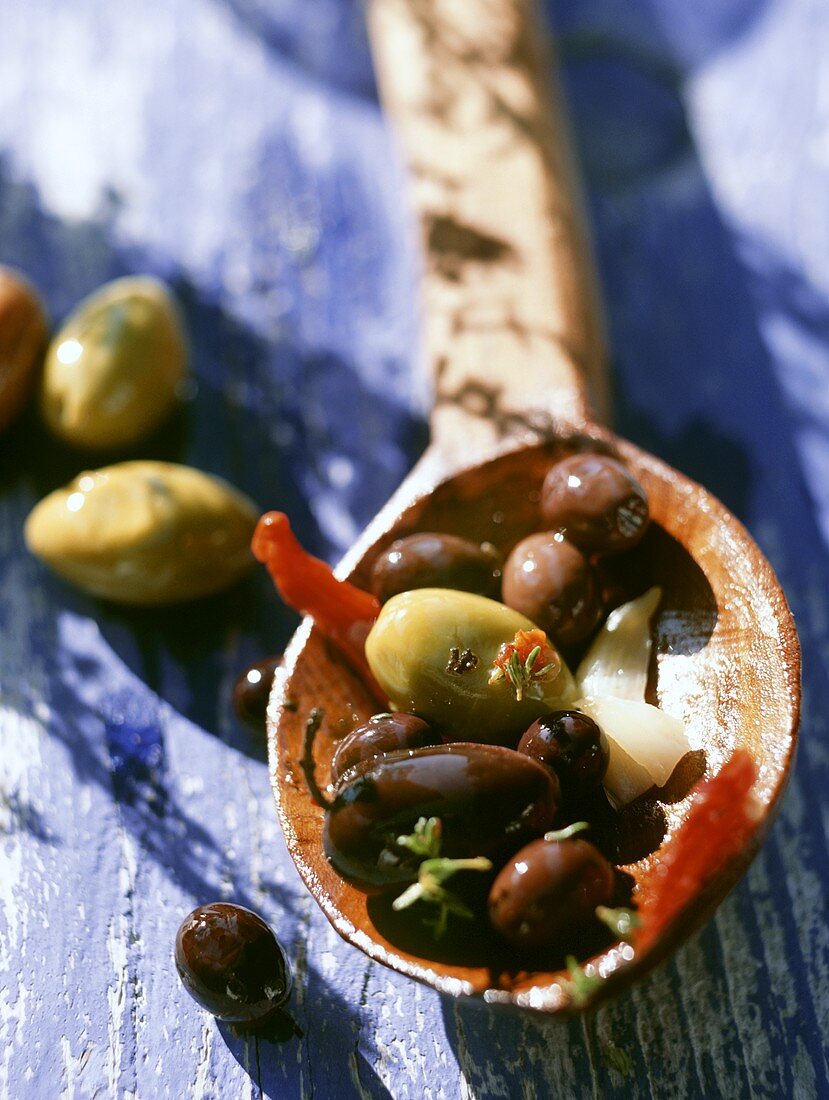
left=324, top=743, right=560, bottom=891
left=370, top=533, right=502, bottom=603
left=175, top=902, right=291, bottom=1022
left=331, top=712, right=439, bottom=785
left=518, top=710, right=608, bottom=801
left=501, top=532, right=602, bottom=647
left=488, top=837, right=615, bottom=948
left=232, top=656, right=280, bottom=729
left=540, top=453, right=649, bottom=554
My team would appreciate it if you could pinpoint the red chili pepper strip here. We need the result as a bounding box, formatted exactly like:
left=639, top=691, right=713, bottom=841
left=252, top=512, right=383, bottom=695
left=636, top=750, right=759, bottom=951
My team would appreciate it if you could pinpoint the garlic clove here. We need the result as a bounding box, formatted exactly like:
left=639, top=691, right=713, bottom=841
left=575, top=694, right=690, bottom=807
left=576, top=586, right=661, bottom=703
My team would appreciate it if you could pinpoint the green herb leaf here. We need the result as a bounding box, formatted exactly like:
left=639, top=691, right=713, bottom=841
left=561, top=955, right=602, bottom=1007
left=595, top=906, right=641, bottom=938
left=396, top=816, right=443, bottom=859
left=543, top=821, right=590, bottom=842
left=392, top=852, right=492, bottom=938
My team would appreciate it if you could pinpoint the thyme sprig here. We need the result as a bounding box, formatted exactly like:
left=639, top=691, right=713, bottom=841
left=393, top=816, right=492, bottom=938
left=489, top=637, right=558, bottom=701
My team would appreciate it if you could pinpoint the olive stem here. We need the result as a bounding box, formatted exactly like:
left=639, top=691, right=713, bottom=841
left=299, top=707, right=333, bottom=809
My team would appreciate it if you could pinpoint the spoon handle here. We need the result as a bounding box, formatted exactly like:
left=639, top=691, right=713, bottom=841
left=368, top=0, right=609, bottom=473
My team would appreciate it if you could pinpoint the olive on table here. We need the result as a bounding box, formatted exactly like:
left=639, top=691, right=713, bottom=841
left=330, top=712, right=439, bottom=785
left=365, top=589, right=576, bottom=745
left=370, top=533, right=502, bottom=603
left=39, top=275, right=187, bottom=449
left=233, top=656, right=281, bottom=729
left=0, top=266, right=49, bottom=434
left=324, top=743, right=561, bottom=891
left=501, top=533, right=602, bottom=647
left=488, top=837, right=615, bottom=949
left=24, top=460, right=258, bottom=604
left=518, top=710, right=608, bottom=799
left=175, top=902, right=292, bottom=1022
left=540, top=453, right=649, bottom=554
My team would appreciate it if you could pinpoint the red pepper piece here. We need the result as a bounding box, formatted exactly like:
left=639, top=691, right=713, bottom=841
left=252, top=512, right=383, bottom=694
left=636, top=750, right=759, bottom=951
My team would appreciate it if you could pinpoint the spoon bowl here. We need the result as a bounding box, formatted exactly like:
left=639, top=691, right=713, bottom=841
left=266, top=430, right=799, bottom=1011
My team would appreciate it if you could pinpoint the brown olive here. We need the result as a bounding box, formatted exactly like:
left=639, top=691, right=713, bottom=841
left=175, top=902, right=291, bottom=1022
left=324, top=743, right=560, bottom=891
left=518, top=710, right=608, bottom=800
left=232, top=656, right=280, bottom=729
left=501, top=533, right=602, bottom=647
left=370, top=533, right=501, bottom=603
left=540, top=454, right=649, bottom=553
left=488, top=837, right=615, bottom=948
left=331, top=712, right=439, bottom=785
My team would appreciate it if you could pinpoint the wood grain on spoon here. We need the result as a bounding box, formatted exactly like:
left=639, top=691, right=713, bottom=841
left=266, top=0, right=801, bottom=1011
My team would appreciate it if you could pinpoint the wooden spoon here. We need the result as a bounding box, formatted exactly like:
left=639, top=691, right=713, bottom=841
left=265, top=0, right=800, bottom=1011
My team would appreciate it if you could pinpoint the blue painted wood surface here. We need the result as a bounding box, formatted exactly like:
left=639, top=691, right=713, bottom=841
left=0, top=0, right=827, bottom=1096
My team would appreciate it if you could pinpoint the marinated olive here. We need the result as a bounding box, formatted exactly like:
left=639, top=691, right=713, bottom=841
left=371, top=533, right=502, bottom=603
left=488, top=837, right=614, bottom=948
left=40, top=276, right=187, bottom=449
left=324, top=743, right=560, bottom=891
left=365, top=589, right=576, bottom=745
left=0, top=266, right=49, bottom=434
left=24, top=460, right=258, bottom=604
left=518, top=710, right=608, bottom=799
left=501, top=533, right=602, bottom=647
left=331, top=712, right=439, bottom=785
left=233, top=656, right=281, bottom=729
left=540, top=454, right=649, bottom=553
left=175, top=902, right=292, bottom=1022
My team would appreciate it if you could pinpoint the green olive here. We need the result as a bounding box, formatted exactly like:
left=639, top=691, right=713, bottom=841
left=365, top=589, right=576, bottom=744
left=24, top=460, right=258, bottom=604
left=39, top=276, right=187, bottom=449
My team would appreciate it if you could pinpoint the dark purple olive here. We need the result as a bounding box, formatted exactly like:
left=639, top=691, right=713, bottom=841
left=175, top=902, right=291, bottom=1022
left=488, top=837, right=615, bottom=948
left=540, top=453, right=649, bottom=554
left=501, top=532, right=602, bottom=647
left=233, top=656, right=280, bottom=729
left=331, top=712, right=439, bottom=785
left=370, top=533, right=502, bottom=603
left=518, top=710, right=609, bottom=799
left=324, top=743, right=560, bottom=891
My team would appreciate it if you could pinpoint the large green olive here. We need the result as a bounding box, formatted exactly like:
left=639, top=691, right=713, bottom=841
left=39, top=276, right=187, bottom=449
left=24, top=460, right=258, bottom=604
left=364, top=589, right=576, bottom=745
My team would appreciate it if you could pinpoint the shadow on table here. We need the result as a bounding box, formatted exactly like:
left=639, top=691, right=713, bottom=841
left=218, top=959, right=395, bottom=1100
left=0, top=156, right=426, bottom=946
